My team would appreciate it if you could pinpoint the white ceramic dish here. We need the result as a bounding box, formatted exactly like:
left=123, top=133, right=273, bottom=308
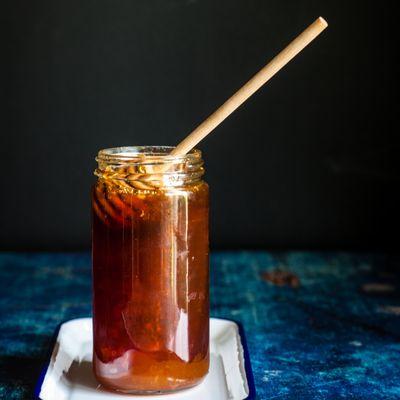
left=36, top=318, right=256, bottom=400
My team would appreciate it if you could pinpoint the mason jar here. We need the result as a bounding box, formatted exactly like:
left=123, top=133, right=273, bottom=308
left=92, top=146, right=209, bottom=394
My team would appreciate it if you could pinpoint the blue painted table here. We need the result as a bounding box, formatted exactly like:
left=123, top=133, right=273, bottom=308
left=1, top=252, right=399, bottom=399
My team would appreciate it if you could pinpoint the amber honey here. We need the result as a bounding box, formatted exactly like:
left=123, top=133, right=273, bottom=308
left=92, top=147, right=209, bottom=393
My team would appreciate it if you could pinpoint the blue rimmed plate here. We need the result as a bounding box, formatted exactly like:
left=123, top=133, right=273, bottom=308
left=35, top=317, right=256, bottom=400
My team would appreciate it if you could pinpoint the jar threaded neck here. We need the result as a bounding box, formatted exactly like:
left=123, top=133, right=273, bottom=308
left=95, top=146, right=204, bottom=189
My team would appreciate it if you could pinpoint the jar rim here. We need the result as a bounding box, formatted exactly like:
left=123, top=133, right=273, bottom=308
left=96, top=146, right=202, bottom=165
left=95, top=146, right=204, bottom=187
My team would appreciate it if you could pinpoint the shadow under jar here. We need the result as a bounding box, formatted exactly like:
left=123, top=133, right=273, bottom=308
left=92, top=146, right=209, bottom=394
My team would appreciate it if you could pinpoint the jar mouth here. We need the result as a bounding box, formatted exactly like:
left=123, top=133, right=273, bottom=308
left=95, top=146, right=204, bottom=189
left=97, top=146, right=202, bottom=166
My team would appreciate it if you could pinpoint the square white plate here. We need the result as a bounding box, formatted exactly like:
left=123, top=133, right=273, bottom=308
left=36, top=318, right=256, bottom=400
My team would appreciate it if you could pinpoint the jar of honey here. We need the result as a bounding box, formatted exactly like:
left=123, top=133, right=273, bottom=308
left=92, top=146, right=209, bottom=393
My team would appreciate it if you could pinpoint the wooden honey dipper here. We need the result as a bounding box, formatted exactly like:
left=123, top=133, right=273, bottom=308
left=171, top=17, right=328, bottom=157
left=98, top=16, right=328, bottom=200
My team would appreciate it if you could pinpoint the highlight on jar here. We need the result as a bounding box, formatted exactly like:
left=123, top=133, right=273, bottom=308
left=91, top=17, right=327, bottom=395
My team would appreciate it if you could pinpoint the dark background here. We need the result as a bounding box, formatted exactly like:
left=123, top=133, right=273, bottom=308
left=1, top=1, right=398, bottom=251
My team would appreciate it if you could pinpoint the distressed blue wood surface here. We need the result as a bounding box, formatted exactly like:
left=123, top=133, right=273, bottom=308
left=0, top=252, right=399, bottom=399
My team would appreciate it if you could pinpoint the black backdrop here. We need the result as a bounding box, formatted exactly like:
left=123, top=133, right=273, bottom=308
left=1, top=1, right=398, bottom=251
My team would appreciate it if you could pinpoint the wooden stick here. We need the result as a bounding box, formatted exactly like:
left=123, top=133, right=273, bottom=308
left=171, top=17, right=328, bottom=157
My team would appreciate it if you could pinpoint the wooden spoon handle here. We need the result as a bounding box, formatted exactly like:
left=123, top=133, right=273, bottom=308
left=171, top=17, right=328, bottom=157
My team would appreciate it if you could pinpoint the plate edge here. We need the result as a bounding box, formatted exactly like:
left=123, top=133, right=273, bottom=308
left=33, top=320, right=63, bottom=400
left=34, top=317, right=256, bottom=400
left=211, top=317, right=257, bottom=400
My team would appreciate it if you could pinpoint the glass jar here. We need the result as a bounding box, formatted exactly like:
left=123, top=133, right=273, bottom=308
left=92, top=146, right=209, bottom=394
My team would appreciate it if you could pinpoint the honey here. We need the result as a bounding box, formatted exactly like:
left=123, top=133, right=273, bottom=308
left=92, top=147, right=209, bottom=393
